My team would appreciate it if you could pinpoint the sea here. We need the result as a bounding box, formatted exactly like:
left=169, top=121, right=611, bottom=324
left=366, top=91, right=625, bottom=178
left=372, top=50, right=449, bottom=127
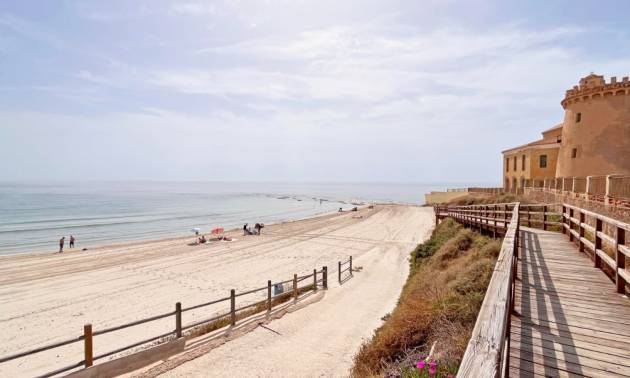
left=0, top=181, right=461, bottom=255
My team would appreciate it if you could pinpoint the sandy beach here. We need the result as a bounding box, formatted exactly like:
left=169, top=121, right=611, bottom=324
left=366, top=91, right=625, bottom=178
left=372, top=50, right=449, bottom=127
left=0, top=205, right=433, bottom=377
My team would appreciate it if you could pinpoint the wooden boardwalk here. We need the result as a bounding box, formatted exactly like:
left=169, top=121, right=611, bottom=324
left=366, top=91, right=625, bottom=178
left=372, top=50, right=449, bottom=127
left=510, top=227, right=630, bottom=377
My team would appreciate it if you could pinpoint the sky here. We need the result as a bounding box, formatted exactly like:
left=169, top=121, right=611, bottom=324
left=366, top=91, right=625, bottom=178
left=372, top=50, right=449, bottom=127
left=1, top=1, right=630, bottom=184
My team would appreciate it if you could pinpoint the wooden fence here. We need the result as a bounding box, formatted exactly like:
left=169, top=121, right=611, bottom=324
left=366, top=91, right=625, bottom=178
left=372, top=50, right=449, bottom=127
left=436, top=203, right=520, bottom=377
left=338, top=256, right=353, bottom=283
left=561, top=203, right=630, bottom=293
left=525, top=174, right=630, bottom=210
left=0, top=266, right=329, bottom=378
left=436, top=201, right=630, bottom=377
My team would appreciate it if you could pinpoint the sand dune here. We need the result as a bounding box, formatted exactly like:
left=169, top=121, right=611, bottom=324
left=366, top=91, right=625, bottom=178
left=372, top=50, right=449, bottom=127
left=0, top=205, right=433, bottom=377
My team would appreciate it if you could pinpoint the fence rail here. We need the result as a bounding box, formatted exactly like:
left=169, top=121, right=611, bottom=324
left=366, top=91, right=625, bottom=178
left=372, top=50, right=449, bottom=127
left=524, top=174, right=630, bottom=210
left=561, top=203, right=630, bottom=293
left=0, top=266, right=329, bottom=377
left=338, top=256, right=353, bottom=283
left=437, top=203, right=520, bottom=377
left=437, top=200, right=630, bottom=377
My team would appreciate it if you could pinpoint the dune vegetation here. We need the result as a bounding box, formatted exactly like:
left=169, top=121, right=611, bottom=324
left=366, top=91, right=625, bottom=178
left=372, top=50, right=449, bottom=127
left=351, top=218, right=501, bottom=378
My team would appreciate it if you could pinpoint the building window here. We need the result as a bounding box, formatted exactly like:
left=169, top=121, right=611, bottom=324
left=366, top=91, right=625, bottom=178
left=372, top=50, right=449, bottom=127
left=513, top=157, right=517, bottom=171
left=521, top=155, right=526, bottom=171
left=506, top=158, right=509, bottom=172
left=575, top=112, right=581, bottom=123
left=572, top=148, right=578, bottom=158
left=540, top=155, right=547, bottom=168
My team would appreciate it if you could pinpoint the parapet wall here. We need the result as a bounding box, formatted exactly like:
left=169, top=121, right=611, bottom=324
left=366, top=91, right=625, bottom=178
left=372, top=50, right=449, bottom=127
left=562, top=76, right=630, bottom=108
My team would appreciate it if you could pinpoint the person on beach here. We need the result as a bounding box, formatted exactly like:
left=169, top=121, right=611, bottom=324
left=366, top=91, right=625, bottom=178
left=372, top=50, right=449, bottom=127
left=59, top=237, right=65, bottom=253
left=254, top=223, right=264, bottom=235
left=243, top=224, right=252, bottom=236
left=69, top=235, right=75, bottom=248
left=198, top=235, right=207, bottom=244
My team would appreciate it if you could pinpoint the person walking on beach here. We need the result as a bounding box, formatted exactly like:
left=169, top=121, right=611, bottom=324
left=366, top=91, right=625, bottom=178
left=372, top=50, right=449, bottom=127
left=59, top=237, right=65, bottom=253
left=69, top=235, right=75, bottom=248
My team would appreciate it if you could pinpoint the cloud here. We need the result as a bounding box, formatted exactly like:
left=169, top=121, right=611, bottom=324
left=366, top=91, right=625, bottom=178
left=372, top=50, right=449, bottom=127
left=171, top=2, right=217, bottom=16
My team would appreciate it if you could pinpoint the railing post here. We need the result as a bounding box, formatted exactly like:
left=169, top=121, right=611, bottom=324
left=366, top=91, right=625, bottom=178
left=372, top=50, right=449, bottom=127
left=578, top=210, right=597, bottom=252
left=605, top=174, right=612, bottom=207
left=543, top=205, right=548, bottom=231
left=595, top=219, right=603, bottom=269
left=338, top=261, right=341, bottom=283
left=84, top=324, right=93, bottom=368
left=493, top=205, right=497, bottom=238
left=175, top=302, right=182, bottom=338
left=322, top=266, right=328, bottom=289
left=230, top=289, right=236, bottom=326
left=562, top=205, right=567, bottom=234
left=569, top=209, right=574, bottom=241
left=293, top=274, right=298, bottom=302
left=267, top=280, right=272, bottom=312
left=313, top=269, right=317, bottom=291
left=616, top=227, right=627, bottom=294
left=527, top=206, right=531, bottom=227
left=349, top=256, right=353, bottom=276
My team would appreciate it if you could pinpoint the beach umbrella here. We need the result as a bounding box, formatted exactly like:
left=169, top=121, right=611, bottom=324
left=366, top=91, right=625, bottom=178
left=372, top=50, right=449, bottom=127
left=191, top=227, right=200, bottom=235
left=211, top=227, right=224, bottom=235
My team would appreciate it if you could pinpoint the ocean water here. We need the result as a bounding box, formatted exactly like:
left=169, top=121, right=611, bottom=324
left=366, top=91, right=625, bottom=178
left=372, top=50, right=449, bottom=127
left=0, top=181, right=451, bottom=255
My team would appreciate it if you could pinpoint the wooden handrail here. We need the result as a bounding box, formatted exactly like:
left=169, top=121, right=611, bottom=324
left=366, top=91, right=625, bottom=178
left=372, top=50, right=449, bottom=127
left=561, top=204, right=630, bottom=294
left=455, top=204, right=520, bottom=377
left=0, top=266, right=328, bottom=376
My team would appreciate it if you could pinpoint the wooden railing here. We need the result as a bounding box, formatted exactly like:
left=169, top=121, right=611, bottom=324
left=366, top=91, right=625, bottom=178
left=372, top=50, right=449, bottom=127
left=338, top=256, right=353, bottom=283
left=437, top=201, right=630, bottom=377
left=561, top=203, right=630, bottom=293
left=437, top=203, right=520, bottom=377
left=0, top=266, right=328, bottom=377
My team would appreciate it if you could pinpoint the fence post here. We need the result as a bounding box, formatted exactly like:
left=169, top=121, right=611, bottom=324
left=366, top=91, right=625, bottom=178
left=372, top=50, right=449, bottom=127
left=578, top=210, right=597, bottom=252
left=349, top=256, right=353, bottom=276
left=293, top=274, right=298, bottom=302
left=569, top=209, right=574, bottom=241
left=338, top=261, right=341, bottom=283
left=561, top=205, right=567, bottom=234
left=313, top=269, right=317, bottom=291
left=175, top=302, right=182, bottom=338
left=323, top=266, right=328, bottom=289
left=493, top=205, right=497, bottom=238
left=84, top=324, right=93, bottom=368
left=543, top=205, right=548, bottom=231
left=605, top=175, right=612, bottom=207
left=267, top=280, right=272, bottom=312
left=595, top=219, right=603, bottom=268
left=230, top=289, right=236, bottom=326
left=527, top=206, right=531, bottom=227
left=616, top=227, right=626, bottom=294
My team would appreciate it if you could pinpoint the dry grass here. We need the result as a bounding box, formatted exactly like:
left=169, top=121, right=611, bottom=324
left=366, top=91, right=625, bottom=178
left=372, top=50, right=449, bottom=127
left=351, top=219, right=500, bottom=377
left=447, top=193, right=532, bottom=206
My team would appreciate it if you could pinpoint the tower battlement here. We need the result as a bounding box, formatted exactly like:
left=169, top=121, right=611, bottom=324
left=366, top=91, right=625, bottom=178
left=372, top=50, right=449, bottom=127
left=562, top=74, right=630, bottom=108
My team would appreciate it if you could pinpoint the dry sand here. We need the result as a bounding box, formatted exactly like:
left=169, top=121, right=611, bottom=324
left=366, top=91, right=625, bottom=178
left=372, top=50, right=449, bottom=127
left=0, top=205, right=433, bottom=377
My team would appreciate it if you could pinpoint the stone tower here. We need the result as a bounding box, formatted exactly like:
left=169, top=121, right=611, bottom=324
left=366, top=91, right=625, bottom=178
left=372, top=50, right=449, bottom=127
left=556, top=74, right=630, bottom=178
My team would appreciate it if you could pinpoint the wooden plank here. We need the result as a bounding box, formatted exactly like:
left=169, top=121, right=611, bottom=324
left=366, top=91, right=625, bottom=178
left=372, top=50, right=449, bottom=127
left=511, top=325, right=630, bottom=360
left=510, top=348, right=627, bottom=378
left=514, top=316, right=630, bottom=342
left=512, top=337, right=630, bottom=375
left=509, top=346, right=630, bottom=378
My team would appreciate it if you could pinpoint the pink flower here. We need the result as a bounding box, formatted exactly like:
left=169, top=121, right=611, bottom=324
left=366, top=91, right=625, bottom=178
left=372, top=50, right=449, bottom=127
left=447, top=374, right=454, bottom=378
left=428, top=366, right=437, bottom=376
left=416, top=360, right=426, bottom=369
left=429, top=360, right=437, bottom=368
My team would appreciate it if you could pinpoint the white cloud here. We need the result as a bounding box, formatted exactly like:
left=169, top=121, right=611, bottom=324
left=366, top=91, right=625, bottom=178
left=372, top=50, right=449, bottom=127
left=171, top=2, right=216, bottom=16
